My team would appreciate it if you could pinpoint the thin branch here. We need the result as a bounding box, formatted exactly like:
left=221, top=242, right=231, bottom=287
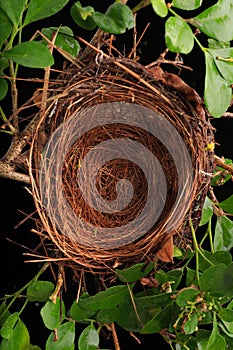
left=111, top=323, right=121, bottom=350
left=0, top=160, right=30, bottom=183
left=214, top=155, right=233, bottom=175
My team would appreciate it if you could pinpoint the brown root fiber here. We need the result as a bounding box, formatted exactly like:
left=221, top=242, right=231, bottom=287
left=30, top=54, right=214, bottom=273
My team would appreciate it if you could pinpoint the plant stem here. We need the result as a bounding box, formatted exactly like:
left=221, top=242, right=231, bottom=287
left=132, top=0, right=150, bottom=13
left=189, top=218, right=200, bottom=287
left=208, top=219, right=214, bottom=253
left=1, top=263, right=49, bottom=320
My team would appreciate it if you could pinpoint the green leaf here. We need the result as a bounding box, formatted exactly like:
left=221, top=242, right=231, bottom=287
left=40, top=298, right=65, bottom=330
left=115, top=301, right=150, bottom=332
left=29, top=346, right=41, bottom=350
left=218, top=194, right=233, bottom=215
left=218, top=308, right=233, bottom=322
left=155, top=268, right=183, bottom=289
left=0, top=57, right=9, bottom=71
left=70, top=2, right=96, bottom=30
left=0, top=319, right=30, bottom=350
left=135, top=292, right=173, bottom=308
left=208, top=39, right=230, bottom=49
left=204, top=51, right=231, bottom=118
left=151, top=0, right=168, bottom=18
left=41, top=27, right=80, bottom=57
left=0, top=78, right=8, bottom=101
left=0, top=303, right=10, bottom=327
left=24, top=0, right=69, bottom=26
left=199, top=196, right=213, bottom=226
left=0, top=0, right=26, bottom=26
left=78, top=324, right=99, bottom=350
left=69, top=298, right=96, bottom=322
left=190, top=0, right=233, bottom=42
left=116, top=262, right=155, bottom=283
left=0, top=9, right=12, bottom=49
left=92, top=3, right=134, bottom=35
left=165, top=16, right=194, bottom=54
left=206, top=312, right=226, bottom=350
left=27, top=280, right=54, bottom=302
left=200, top=263, right=233, bottom=297
left=186, top=268, right=197, bottom=286
left=175, top=288, right=199, bottom=308
left=211, top=158, right=233, bottom=186
left=172, top=0, right=202, bottom=10
left=199, top=250, right=232, bottom=272
left=209, top=48, right=233, bottom=84
left=78, top=286, right=129, bottom=311
left=45, top=322, right=75, bottom=350
left=0, top=313, right=18, bottom=339
left=183, top=312, right=199, bottom=335
left=214, top=216, right=233, bottom=252
left=3, top=41, right=54, bottom=68
left=141, top=301, right=178, bottom=333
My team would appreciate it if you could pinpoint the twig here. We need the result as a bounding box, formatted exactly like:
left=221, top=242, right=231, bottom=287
left=214, top=155, right=233, bottom=175
left=111, top=323, right=121, bottom=350
left=0, top=160, right=30, bottom=183
left=77, top=36, right=172, bottom=104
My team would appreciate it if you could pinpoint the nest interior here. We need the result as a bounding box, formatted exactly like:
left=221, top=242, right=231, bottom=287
left=31, top=54, right=214, bottom=273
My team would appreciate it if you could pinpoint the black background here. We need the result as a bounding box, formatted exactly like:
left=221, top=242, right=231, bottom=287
left=0, top=1, right=233, bottom=349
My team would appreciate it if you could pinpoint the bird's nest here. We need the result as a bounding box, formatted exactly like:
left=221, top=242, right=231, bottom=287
left=30, top=52, right=214, bottom=273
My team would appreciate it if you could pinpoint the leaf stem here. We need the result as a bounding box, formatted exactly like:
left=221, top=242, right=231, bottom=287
left=208, top=219, right=214, bottom=253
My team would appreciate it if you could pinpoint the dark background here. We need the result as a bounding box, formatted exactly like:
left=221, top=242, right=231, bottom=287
left=0, top=1, right=233, bottom=349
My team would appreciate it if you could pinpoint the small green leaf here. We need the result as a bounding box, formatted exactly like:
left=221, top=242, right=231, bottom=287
left=0, top=9, right=12, bottom=49
left=69, top=298, right=96, bottom=322
left=0, top=0, right=26, bottom=26
left=155, top=268, right=183, bottom=289
left=41, top=27, right=80, bottom=57
left=24, top=0, right=69, bottom=26
left=173, top=246, right=183, bottom=258
left=92, top=3, right=134, bottom=35
left=218, top=194, right=233, bottom=214
left=190, top=0, right=233, bottom=42
left=199, top=196, right=213, bottom=226
left=45, top=322, right=75, bottom=350
left=141, top=301, right=178, bottom=333
left=40, top=298, right=65, bottom=330
left=208, top=39, right=230, bottom=49
left=175, top=288, right=199, bottom=308
left=151, top=0, right=168, bottom=18
left=165, top=16, right=194, bottom=54
left=3, top=41, right=54, bottom=68
left=172, top=0, right=202, bottom=10
left=0, top=313, right=18, bottom=339
left=78, top=286, right=129, bottom=311
left=214, top=216, right=233, bottom=252
left=78, top=324, right=99, bottom=350
left=0, top=319, right=30, bottom=350
left=218, top=309, right=233, bottom=323
left=0, top=78, right=8, bottom=101
left=70, top=2, right=96, bottom=30
left=0, top=303, right=10, bottom=326
left=116, top=262, right=155, bottom=283
left=183, top=312, right=199, bottom=335
left=204, top=51, right=232, bottom=117
left=27, top=280, right=54, bottom=302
